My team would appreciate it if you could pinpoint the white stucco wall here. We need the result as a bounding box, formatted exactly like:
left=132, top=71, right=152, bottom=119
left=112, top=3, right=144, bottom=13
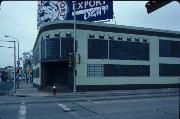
left=34, top=21, right=180, bottom=86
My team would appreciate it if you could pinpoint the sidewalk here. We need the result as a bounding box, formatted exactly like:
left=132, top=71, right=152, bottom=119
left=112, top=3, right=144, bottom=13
left=11, top=82, right=179, bottom=98
left=12, top=82, right=50, bottom=97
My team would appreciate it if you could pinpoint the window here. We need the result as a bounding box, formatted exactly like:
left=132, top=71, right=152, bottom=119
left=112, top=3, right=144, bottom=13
left=89, top=34, right=95, bottom=39
left=61, top=37, right=74, bottom=59
left=87, top=64, right=150, bottom=77
left=33, top=42, right=39, bottom=65
left=99, top=35, right=105, bottom=39
left=159, top=40, right=180, bottom=58
left=36, top=68, right=39, bottom=78
left=171, top=41, right=180, bottom=57
left=104, top=64, right=150, bottom=76
left=143, top=39, right=147, bottom=42
left=54, top=33, right=60, bottom=38
left=87, top=64, right=104, bottom=77
left=41, top=40, right=45, bottom=60
left=109, top=40, right=149, bottom=60
left=159, top=64, right=180, bottom=76
left=118, top=37, right=122, bottom=40
left=33, top=70, right=35, bottom=78
left=88, top=39, right=149, bottom=60
left=46, top=38, right=60, bottom=60
left=66, top=33, right=72, bottom=38
left=127, top=37, right=131, bottom=41
left=88, top=39, right=108, bottom=59
left=33, top=68, right=39, bottom=78
left=109, top=36, right=114, bottom=40
left=135, top=38, right=140, bottom=42
left=46, top=34, right=50, bottom=38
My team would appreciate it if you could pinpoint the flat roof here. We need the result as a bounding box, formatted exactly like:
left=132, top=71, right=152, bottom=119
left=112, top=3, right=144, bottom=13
left=33, top=20, right=180, bottom=51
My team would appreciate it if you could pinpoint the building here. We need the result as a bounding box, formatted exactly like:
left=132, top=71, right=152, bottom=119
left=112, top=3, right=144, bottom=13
left=5, top=66, right=14, bottom=80
left=33, top=20, right=180, bottom=91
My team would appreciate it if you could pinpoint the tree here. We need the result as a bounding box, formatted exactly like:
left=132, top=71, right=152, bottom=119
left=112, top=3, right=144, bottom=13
left=22, top=51, right=33, bottom=82
left=22, top=51, right=33, bottom=69
left=1, top=70, right=8, bottom=81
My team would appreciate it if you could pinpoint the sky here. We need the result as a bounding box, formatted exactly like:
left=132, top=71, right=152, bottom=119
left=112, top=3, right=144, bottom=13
left=0, top=1, right=180, bottom=67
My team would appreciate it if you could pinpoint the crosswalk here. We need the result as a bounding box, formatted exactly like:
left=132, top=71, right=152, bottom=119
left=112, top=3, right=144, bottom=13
left=16, top=101, right=79, bottom=119
left=58, top=104, right=72, bottom=112
left=0, top=101, right=78, bottom=119
left=19, top=102, right=26, bottom=119
left=22, top=102, right=73, bottom=119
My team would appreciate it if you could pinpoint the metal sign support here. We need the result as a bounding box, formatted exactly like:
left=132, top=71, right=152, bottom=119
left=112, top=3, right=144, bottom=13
left=73, top=0, right=77, bottom=93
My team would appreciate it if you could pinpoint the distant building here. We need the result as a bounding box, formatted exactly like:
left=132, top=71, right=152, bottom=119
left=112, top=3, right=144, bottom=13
left=33, top=20, right=180, bottom=91
left=5, top=66, right=14, bottom=80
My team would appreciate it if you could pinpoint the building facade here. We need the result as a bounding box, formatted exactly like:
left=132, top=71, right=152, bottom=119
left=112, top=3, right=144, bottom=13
left=33, top=20, right=180, bottom=91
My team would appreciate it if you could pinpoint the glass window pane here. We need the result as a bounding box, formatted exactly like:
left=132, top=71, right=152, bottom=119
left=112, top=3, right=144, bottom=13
left=104, top=64, right=150, bottom=76
left=88, top=39, right=108, bottom=59
left=159, top=64, right=180, bottom=76
left=46, top=38, right=60, bottom=60
left=159, top=40, right=180, bottom=58
left=61, top=37, right=73, bottom=60
left=87, top=64, right=104, bottom=77
left=109, top=41, right=149, bottom=61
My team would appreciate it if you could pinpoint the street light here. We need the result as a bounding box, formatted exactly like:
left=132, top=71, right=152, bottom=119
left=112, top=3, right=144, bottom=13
left=4, top=35, right=19, bottom=65
left=73, top=0, right=77, bottom=93
left=5, top=35, right=20, bottom=88
left=0, top=41, right=16, bottom=93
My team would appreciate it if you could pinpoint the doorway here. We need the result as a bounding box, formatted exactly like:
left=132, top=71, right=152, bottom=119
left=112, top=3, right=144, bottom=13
left=41, top=61, right=73, bottom=90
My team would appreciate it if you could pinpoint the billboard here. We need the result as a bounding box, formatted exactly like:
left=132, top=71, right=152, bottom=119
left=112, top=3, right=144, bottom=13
left=37, top=1, right=113, bottom=28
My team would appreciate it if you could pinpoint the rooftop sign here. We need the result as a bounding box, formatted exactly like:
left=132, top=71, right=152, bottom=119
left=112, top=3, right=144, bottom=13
left=37, top=1, right=113, bottom=28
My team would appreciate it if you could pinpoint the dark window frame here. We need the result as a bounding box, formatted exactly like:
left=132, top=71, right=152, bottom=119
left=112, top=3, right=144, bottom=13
left=159, top=63, right=180, bottom=76
left=109, top=40, right=149, bottom=61
left=104, top=64, right=150, bottom=77
left=46, top=38, right=60, bottom=60
left=87, top=64, right=104, bottom=77
left=88, top=39, right=108, bottom=59
left=159, top=40, right=180, bottom=58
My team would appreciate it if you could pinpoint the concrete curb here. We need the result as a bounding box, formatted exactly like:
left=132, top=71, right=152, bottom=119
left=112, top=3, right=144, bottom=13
left=10, top=93, right=50, bottom=97
left=0, top=93, right=178, bottom=105
left=5, top=88, right=14, bottom=96
left=8, top=88, right=179, bottom=98
left=40, top=90, right=179, bottom=98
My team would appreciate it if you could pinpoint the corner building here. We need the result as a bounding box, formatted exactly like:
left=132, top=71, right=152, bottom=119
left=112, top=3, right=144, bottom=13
left=33, top=20, right=180, bottom=91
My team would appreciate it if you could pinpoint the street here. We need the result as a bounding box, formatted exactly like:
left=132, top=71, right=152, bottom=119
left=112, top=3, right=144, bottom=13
left=0, top=91, right=179, bottom=119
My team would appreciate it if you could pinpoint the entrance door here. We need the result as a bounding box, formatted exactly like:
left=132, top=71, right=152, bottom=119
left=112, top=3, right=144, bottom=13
left=46, top=62, right=68, bottom=86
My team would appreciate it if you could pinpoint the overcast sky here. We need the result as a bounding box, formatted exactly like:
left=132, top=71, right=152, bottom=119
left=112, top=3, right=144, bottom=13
left=0, top=1, right=180, bottom=67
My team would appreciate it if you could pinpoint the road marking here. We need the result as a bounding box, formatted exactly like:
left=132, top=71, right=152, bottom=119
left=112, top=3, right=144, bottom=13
left=93, top=101, right=101, bottom=104
left=58, top=104, right=71, bottom=112
left=69, top=111, right=77, bottom=116
left=19, top=102, right=26, bottom=119
left=73, top=102, right=98, bottom=115
left=93, top=97, right=178, bottom=104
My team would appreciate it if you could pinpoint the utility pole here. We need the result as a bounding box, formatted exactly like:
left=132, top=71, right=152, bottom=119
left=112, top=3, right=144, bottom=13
left=5, top=35, right=20, bottom=88
left=0, top=39, right=16, bottom=93
left=73, top=0, right=77, bottom=93
left=13, top=41, right=16, bottom=93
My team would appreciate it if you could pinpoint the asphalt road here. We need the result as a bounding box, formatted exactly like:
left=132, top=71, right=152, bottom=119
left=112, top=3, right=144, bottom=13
left=0, top=93, right=179, bottom=119
left=0, top=81, right=13, bottom=96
